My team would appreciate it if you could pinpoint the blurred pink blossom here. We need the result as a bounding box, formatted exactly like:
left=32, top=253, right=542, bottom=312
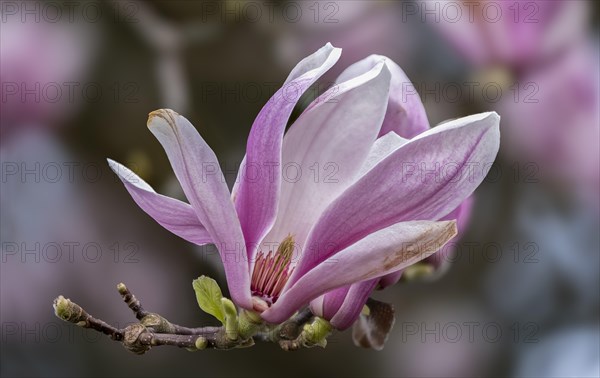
left=498, top=42, right=600, bottom=203
left=433, top=0, right=589, bottom=70
left=0, top=14, right=100, bottom=137
left=432, top=0, right=598, bottom=205
left=273, top=1, right=418, bottom=83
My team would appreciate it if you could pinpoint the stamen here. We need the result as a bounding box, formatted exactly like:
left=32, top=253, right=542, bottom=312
left=250, top=235, right=295, bottom=305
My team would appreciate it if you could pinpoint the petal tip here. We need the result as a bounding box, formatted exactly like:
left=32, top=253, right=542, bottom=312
left=324, top=41, right=339, bottom=51
left=322, top=42, right=342, bottom=57
left=448, top=219, right=458, bottom=239
left=478, top=111, right=501, bottom=124
left=106, top=158, right=152, bottom=191
left=485, top=111, right=501, bottom=121
left=368, top=53, right=386, bottom=60
left=482, top=111, right=501, bottom=137
left=106, top=158, right=119, bottom=173
left=147, top=109, right=179, bottom=130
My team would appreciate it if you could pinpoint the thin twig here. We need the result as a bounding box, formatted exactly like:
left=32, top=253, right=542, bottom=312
left=54, top=286, right=240, bottom=354
left=117, top=283, right=149, bottom=320
left=54, top=283, right=328, bottom=354
left=53, top=296, right=123, bottom=341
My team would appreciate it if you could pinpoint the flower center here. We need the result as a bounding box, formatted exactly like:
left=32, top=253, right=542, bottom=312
left=250, top=235, right=295, bottom=305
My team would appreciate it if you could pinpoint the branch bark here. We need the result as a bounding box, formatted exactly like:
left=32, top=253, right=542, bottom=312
left=53, top=283, right=328, bottom=354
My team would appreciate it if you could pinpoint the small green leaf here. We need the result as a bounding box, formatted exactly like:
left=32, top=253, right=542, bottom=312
left=192, top=276, right=225, bottom=323
left=221, top=298, right=239, bottom=341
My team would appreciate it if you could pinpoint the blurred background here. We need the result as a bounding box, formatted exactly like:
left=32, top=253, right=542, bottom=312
left=1, top=1, right=598, bottom=377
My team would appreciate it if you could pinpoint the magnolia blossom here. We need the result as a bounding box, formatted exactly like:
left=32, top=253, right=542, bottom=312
left=109, top=44, right=500, bottom=325
left=432, top=0, right=588, bottom=70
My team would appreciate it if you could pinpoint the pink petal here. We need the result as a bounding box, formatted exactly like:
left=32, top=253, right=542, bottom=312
left=290, top=112, right=500, bottom=283
left=358, top=131, right=408, bottom=177
left=329, top=279, right=379, bottom=330
left=379, top=194, right=475, bottom=288
left=311, top=278, right=378, bottom=330
left=336, top=55, right=429, bottom=138
left=233, top=43, right=341, bottom=261
left=329, top=132, right=410, bottom=292
left=424, top=194, right=475, bottom=270
left=280, top=127, right=405, bottom=300
left=261, top=220, right=457, bottom=323
left=309, top=295, right=324, bottom=317
left=316, top=195, right=474, bottom=328
left=377, top=270, right=403, bottom=290
left=108, top=159, right=211, bottom=246
left=263, top=58, right=391, bottom=253
left=147, top=109, right=252, bottom=309
left=320, top=286, right=350, bottom=320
